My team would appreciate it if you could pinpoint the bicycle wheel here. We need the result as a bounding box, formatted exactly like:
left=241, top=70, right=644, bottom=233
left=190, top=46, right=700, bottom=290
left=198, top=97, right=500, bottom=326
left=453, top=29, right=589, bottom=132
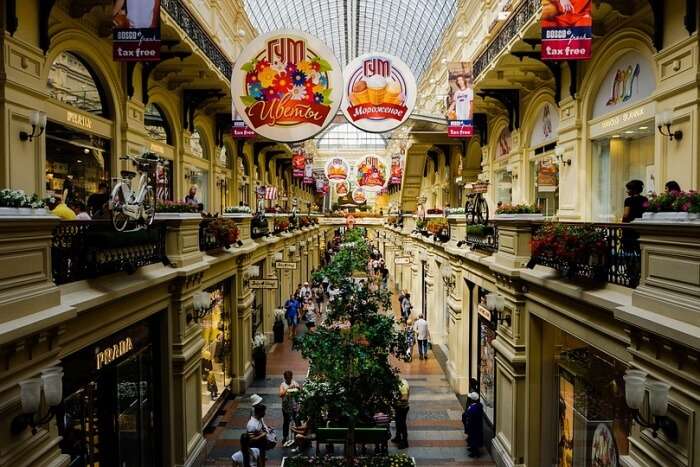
left=476, top=197, right=489, bottom=224
left=143, top=186, right=156, bottom=226
left=111, top=190, right=129, bottom=231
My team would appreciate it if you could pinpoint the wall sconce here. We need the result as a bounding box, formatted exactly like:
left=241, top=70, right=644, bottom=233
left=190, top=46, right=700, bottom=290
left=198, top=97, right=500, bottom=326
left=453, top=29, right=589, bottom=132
left=247, top=265, right=261, bottom=277
left=554, top=146, right=571, bottom=166
left=187, top=290, right=213, bottom=323
left=623, top=369, right=678, bottom=442
left=656, top=110, right=683, bottom=141
left=19, top=110, right=47, bottom=142
left=216, top=178, right=229, bottom=189
left=12, top=366, right=64, bottom=435
left=184, top=168, right=199, bottom=180
left=440, top=262, right=455, bottom=290
left=273, top=252, right=283, bottom=261
left=288, top=245, right=297, bottom=254
left=485, top=293, right=511, bottom=326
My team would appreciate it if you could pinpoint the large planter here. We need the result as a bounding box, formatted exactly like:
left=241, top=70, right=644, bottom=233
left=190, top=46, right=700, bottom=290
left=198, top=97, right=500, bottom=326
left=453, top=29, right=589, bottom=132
left=273, top=319, right=285, bottom=343
left=637, top=212, right=700, bottom=223
left=253, top=349, right=267, bottom=379
left=494, top=213, right=544, bottom=220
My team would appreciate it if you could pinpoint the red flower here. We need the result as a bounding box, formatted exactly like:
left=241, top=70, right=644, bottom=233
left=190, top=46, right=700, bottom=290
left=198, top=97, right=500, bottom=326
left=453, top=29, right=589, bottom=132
left=310, top=60, right=321, bottom=72
left=246, top=72, right=259, bottom=85
left=255, top=59, right=270, bottom=73
left=263, top=87, right=279, bottom=100
left=273, top=72, right=293, bottom=93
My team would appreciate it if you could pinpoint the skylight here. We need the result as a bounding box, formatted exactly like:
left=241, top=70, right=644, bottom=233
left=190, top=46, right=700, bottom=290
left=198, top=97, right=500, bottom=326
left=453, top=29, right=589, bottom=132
left=317, top=123, right=387, bottom=150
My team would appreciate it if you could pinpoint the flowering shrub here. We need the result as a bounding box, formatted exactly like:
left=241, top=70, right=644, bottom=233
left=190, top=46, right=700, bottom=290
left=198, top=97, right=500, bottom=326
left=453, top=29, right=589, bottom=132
left=496, top=203, right=541, bottom=215
left=466, top=224, right=494, bottom=237
left=252, top=333, right=267, bottom=353
left=0, top=189, right=45, bottom=208
left=224, top=205, right=251, bottom=214
left=646, top=191, right=700, bottom=213
left=300, top=215, right=311, bottom=227
left=274, top=218, right=290, bottom=233
left=387, top=216, right=398, bottom=225
left=206, top=218, right=240, bottom=247
left=157, top=200, right=199, bottom=213
left=530, top=223, right=607, bottom=266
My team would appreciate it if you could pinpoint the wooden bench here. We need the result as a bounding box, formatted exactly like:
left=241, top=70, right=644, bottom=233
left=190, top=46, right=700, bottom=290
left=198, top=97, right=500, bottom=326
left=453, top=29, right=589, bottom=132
left=315, top=427, right=390, bottom=456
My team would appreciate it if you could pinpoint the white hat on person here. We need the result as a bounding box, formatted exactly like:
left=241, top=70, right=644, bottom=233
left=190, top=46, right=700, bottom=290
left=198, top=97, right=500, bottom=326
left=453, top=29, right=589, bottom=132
left=468, top=392, right=479, bottom=401
left=250, top=394, right=263, bottom=406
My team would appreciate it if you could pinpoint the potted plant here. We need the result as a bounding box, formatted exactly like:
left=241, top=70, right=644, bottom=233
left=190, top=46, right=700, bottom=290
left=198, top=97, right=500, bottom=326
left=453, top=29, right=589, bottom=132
left=252, top=333, right=268, bottom=379
left=224, top=205, right=252, bottom=216
left=274, top=218, right=290, bottom=234
left=529, top=223, right=608, bottom=280
left=495, top=203, right=543, bottom=219
left=639, top=191, right=700, bottom=222
left=156, top=200, right=200, bottom=215
left=206, top=218, right=240, bottom=248
left=0, top=189, right=47, bottom=215
left=427, top=220, right=450, bottom=242
left=273, top=308, right=285, bottom=343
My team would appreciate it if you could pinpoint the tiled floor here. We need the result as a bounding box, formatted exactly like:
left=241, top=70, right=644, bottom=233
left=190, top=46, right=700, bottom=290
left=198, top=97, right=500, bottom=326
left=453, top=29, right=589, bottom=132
left=204, top=285, right=495, bottom=466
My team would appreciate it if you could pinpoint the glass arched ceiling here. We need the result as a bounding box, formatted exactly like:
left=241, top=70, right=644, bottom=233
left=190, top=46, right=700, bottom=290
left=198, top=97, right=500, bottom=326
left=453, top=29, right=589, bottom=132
left=317, top=123, right=387, bottom=151
left=243, top=0, right=458, bottom=79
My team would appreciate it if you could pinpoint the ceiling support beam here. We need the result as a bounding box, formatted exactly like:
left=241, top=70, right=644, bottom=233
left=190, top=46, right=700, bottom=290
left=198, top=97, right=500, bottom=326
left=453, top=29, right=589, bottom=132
left=183, top=89, right=225, bottom=132
left=477, top=89, right=520, bottom=131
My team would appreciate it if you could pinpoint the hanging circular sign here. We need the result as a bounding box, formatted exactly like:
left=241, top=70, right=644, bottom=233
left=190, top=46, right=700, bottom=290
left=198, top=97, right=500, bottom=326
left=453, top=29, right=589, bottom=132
left=335, top=180, right=350, bottom=196
left=231, top=30, right=343, bottom=142
left=341, top=53, right=417, bottom=133
left=352, top=188, right=367, bottom=204
left=325, top=157, right=350, bottom=181
left=355, top=155, right=388, bottom=192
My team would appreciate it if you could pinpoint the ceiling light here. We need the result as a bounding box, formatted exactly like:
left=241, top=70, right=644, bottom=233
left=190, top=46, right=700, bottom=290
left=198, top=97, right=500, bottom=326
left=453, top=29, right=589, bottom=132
left=638, top=126, right=648, bottom=130
left=611, top=134, right=621, bottom=138
left=76, top=160, right=82, bottom=163
left=624, top=130, right=635, bottom=134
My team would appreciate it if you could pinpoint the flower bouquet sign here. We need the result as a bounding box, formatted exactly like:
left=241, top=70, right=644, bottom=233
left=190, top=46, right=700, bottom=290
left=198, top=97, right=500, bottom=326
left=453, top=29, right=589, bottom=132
left=342, top=53, right=416, bottom=133
left=231, top=30, right=343, bottom=142
left=355, top=155, right=388, bottom=192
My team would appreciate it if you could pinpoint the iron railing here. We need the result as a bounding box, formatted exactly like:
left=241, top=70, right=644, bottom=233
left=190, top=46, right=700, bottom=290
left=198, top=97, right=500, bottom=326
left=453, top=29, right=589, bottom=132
left=465, top=224, right=499, bottom=252
left=529, top=223, right=641, bottom=288
left=52, top=220, right=167, bottom=285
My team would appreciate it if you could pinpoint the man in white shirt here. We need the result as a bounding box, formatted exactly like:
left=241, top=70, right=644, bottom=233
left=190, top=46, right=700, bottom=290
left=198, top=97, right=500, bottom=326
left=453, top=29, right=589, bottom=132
left=300, top=282, right=311, bottom=299
left=400, top=293, right=412, bottom=322
left=413, top=315, right=430, bottom=360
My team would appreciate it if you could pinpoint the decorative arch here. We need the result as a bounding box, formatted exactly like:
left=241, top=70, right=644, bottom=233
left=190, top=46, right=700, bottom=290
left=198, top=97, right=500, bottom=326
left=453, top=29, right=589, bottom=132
left=520, top=89, right=558, bottom=149
left=147, top=87, right=182, bottom=149
left=191, top=115, right=216, bottom=160
left=489, top=116, right=511, bottom=164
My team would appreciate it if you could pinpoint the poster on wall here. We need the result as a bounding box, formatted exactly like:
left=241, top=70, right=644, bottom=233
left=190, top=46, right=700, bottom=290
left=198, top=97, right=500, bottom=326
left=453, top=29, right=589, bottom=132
left=325, top=157, right=349, bottom=181
left=335, top=180, right=350, bottom=197
left=231, top=30, right=343, bottom=142
left=531, top=103, right=560, bottom=148
left=303, top=155, right=314, bottom=185
left=112, top=0, right=161, bottom=61
left=292, top=145, right=306, bottom=178
left=352, top=187, right=367, bottom=204
left=355, top=155, right=388, bottom=192
left=536, top=159, right=559, bottom=192
left=341, top=53, right=416, bottom=133
left=390, top=153, right=402, bottom=185
left=540, top=0, right=592, bottom=60
left=558, top=371, right=575, bottom=467
left=446, top=62, right=474, bottom=137
left=495, top=127, right=512, bottom=160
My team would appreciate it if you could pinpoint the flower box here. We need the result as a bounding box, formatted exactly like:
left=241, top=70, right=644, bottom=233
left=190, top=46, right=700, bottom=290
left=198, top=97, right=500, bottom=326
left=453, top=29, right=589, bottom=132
left=0, top=207, right=51, bottom=217
left=637, top=212, right=700, bottom=223
left=155, top=212, right=202, bottom=220
left=495, top=213, right=545, bottom=220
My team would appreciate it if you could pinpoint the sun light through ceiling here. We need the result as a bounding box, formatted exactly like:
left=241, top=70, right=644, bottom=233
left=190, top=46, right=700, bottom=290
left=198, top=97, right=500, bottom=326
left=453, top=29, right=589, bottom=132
left=242, top=0, right=458, bottom=79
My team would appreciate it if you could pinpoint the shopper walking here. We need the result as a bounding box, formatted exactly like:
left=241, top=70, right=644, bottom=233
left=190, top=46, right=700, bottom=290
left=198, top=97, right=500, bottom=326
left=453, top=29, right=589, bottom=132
left=246, top=404, right=275, bottom=467
left=392, top=377, right=410, bottom=449
left=401, top=293, right=412, bottom=322
left=284, top=295, right=300, bottom=339
left=231, top=433, right=260, bottom=466
left=279, top=370, right=301, bottom=446
left=462, top=392, right=484, bottom=458
left=413, top=315, right=430, bottom=360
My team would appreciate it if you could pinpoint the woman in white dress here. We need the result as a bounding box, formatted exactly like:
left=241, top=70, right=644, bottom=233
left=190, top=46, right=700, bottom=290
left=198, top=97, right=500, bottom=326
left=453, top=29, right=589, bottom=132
left=450, top=75, right=473, bottom=122
left=113, top=0, right=160, bottom=29
left=232, top=433, right=260, bottom=467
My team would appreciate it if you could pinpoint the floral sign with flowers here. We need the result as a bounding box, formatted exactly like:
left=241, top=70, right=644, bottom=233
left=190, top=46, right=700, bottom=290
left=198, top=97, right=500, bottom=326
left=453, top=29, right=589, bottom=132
left=355, top=155, right=388, bottom=192
left=231, top=30, right=343, bottom=142
left=342, top=53, right=416, bottom=133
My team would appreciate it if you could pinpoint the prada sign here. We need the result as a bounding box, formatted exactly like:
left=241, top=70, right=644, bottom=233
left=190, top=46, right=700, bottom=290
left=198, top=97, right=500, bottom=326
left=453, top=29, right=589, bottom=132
left=96, top=337, right=134, bottom=370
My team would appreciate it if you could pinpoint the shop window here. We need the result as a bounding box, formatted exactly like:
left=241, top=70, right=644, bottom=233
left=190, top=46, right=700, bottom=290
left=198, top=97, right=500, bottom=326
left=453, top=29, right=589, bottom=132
left=530, top=157, right=559, bottom=217
left=48, top=51, right=108, bottom=117
left=201, top=281, right=233, bottom=420
left=185, top=167, right=208, bottom=210
left=251, top=261, right=265, bottom=338
left=45, top=121, right=111, bottom=212
left=476, top=289, right=496, bottom=426
left=495, top=170, right=512, bottom=206
left=238, top=156, right=250, bottom=207
left=591, top=128, right=654, bottom=221
left=144, top=103, right=171, bottom=144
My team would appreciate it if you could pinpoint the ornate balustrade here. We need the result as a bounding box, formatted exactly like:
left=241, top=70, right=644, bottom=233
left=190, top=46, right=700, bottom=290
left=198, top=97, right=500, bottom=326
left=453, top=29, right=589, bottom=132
left=52, top=220, right=167, bottom=285
left=465, top=224, right=499, bottom=252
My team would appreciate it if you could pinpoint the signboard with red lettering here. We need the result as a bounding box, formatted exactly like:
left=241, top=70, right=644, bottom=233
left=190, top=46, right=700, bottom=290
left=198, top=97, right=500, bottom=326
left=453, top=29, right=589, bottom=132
left=292, top=145, right=306, bottom=178
left=112, top=0, right=161, bottom=62
left=342, top=53, right=416, bottom=133
left=231, top=30, right=343, bottom=142
left=390, top=153, right=402, bottom=185
left=446, top=62, right=473, bottom=138
left=231, top=120, right=256, bottom=138
left=540, top=0, right=592, bottom=60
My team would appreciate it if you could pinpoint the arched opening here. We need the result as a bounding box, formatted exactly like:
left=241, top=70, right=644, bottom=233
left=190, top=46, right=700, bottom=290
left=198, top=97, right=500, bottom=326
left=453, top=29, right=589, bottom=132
left=47, top=51, right=109, bottom=117
left=145, top=103, right=172, bottom=145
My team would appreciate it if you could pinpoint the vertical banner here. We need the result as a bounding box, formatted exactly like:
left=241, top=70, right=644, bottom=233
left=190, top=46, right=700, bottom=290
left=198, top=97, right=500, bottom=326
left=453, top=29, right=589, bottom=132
left=390, top=153, right=402, bottom=185
left=292, top=145, right=306, bottom=178
left=231, top=109, right=255, bottom=139
left=112, top=0, right=161, bottom=61
left=540, top=0, right=592, bottom=60
left=303, top=154, right=314, bottom=185
left=446, top=62, right=473, bottom=138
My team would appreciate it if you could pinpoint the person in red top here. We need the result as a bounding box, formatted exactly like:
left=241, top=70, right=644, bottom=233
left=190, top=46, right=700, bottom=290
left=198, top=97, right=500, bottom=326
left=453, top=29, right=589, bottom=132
left=541, top=0, right=592, bottom=28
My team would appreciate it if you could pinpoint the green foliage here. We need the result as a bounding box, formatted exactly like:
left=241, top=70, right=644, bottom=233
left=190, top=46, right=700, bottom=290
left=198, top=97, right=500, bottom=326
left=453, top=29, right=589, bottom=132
left=284, top=453, right=415, bottom=467
left=466, top=224, right=494, bottom=237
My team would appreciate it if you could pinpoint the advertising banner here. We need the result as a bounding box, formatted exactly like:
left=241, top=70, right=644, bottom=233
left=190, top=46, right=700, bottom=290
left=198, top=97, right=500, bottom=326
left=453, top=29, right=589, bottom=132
left=325, top=157, right=349, bottom=182
left=231, top=30, right=343, bottom=142
left=231, top=109, right=255, bottom=138
left=355, top=155, right=388, bottom=192
left=390, top=153, right=402, bottom=185
left=112, top=0, right=161, bottom=61
left=292, top=145, right=306, bottom=178
left=342, top=53, right=416, bottom=133
left=334, top=180, right=350, bottom=197
left=303, top=155, right=314, bottom=185
left=352, top=187, right=367, bottom=204
left=540, top=0, right=592, bottom=60
left=446, top=62, right=473, bottom=138
left=314, top=169, right=327, bottom=193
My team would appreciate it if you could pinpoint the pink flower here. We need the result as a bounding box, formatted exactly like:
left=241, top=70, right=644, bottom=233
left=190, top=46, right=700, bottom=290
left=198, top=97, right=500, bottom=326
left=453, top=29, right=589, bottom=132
left=682, top=202, right=691, bottom=212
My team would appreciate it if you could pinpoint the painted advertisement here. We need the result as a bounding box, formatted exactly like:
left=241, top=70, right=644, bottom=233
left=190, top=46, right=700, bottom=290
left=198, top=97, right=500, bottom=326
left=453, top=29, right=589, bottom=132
left=355, top=155, right=388, bottom=192
left=342, top=53, right=416, bottom=133
left=292, top=145, right=306, bottom=178
left=112, top=0, right=161, bottom=61
left=325, top=157, right=350, bottom=182
left=390, top=153, right=402, bottom=185
left=231, top=30, right=343, bottom=142
left=446, top=62, right=474, bottom=137
left=541, top=0, right=592, bottom=60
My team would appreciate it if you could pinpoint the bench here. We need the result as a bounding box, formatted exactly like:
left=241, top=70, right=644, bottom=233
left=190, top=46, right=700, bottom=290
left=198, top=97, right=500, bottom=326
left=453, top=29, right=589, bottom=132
left=315, top=427, right=390, bottom=456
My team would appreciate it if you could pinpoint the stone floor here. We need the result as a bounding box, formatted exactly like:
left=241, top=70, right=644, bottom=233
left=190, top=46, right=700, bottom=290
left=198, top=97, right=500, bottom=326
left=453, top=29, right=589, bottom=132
left=204, top=286, right=495, bottom=466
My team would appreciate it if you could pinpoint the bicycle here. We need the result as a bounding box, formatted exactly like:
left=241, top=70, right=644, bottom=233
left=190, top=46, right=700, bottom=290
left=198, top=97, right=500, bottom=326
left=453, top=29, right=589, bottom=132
left=110, top=152, right=162, bottom=232
left=465, top=182, right=489, bottom=225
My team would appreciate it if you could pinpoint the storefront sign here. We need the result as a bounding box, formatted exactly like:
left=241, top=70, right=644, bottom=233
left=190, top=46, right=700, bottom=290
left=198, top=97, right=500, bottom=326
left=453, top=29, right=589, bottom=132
left=394, top=256, right=411, bottom=265
left=477, top=304, right=492, bottom=322
left=292, top=145, right=306, bottom=178
left=390, top=153, right=402, bottom=185
left=249, top=279, right=279, bottom=289
left=112, top=0, right=161, bottom=62
left=540, top=0, right=592, bottom=60
left=342, top=53, right=416, bottom=133
left=446, top=62, right=474, bottom=138
left=275, top=261, right=297, bottom=270
left=66, top=110, right=94, bottom=130
left=325, top=157, right=350, bottom=181
left=355, top=155, right=388, bottom=192
left=231, top=30, right=343, bottom=142
left=589, top=101, right=655, bottom=139
left=96, top=337, right=134, bottom=370
left=231, top=120, right=256, bottom=138
left=592, top=52, right=654, bottom=118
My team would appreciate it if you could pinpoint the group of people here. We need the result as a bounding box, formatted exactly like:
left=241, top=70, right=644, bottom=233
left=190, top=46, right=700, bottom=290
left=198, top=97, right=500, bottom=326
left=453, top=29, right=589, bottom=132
left=622, top=179, right=681, bottom=223
left=48, top=181, right=111, bottom=220
left=284, top=280, right=327, bottom=338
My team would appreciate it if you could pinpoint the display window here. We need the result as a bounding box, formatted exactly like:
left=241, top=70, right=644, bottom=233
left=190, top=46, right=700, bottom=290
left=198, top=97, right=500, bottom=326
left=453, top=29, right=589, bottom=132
left=185, top=167, right=209, bottom=210
left=252, top=260, right=265, bottom=338
left=201, top=280, right=233, bottom=420
left=495, top=170, right=512, bottom=206
left=476, top=288, right=496, bottom=426
left=555, top=331, right=630, bottom=467
left=238, top=156, right=251, bottom=207
left=57, top=318, right=160, bottom=467
left=530, top=157, right=559, bottom=217
left=48, top=51, right=108, bottom=117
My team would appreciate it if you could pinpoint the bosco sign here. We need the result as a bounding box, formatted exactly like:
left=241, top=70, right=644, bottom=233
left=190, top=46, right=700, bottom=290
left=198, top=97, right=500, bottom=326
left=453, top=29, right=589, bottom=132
left=342, top=53, right=416, bottom=133
left=231, top=30, right=343, bottom=142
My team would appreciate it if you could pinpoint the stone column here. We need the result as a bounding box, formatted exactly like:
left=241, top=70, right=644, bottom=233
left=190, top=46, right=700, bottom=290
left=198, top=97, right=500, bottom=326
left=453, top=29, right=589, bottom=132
left=446, top=262, right=469, bottom=394
left=232, top=254, right=254, bottom=394
left=493, top=220, right=535, bottom=271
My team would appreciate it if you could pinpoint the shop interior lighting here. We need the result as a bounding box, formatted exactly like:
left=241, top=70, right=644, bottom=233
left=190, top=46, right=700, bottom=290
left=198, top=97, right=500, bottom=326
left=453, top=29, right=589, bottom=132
left=554, top=146, right=571, bottom=166
left=187, top=291, right=213, bottom=323
left=20, top=110, right=47, bottom=142
left=623, top=369, right=678, bottom=442
left=12, top=366, right=64, bottom=435
left=656, top=110, right=683, bottom=141
left=485, top=293, right=511, bottom=326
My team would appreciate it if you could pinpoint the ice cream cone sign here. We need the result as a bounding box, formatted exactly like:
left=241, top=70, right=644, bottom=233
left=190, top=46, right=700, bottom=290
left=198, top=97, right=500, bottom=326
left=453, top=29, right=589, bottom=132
left=342, top=53, right=416, bottom=133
